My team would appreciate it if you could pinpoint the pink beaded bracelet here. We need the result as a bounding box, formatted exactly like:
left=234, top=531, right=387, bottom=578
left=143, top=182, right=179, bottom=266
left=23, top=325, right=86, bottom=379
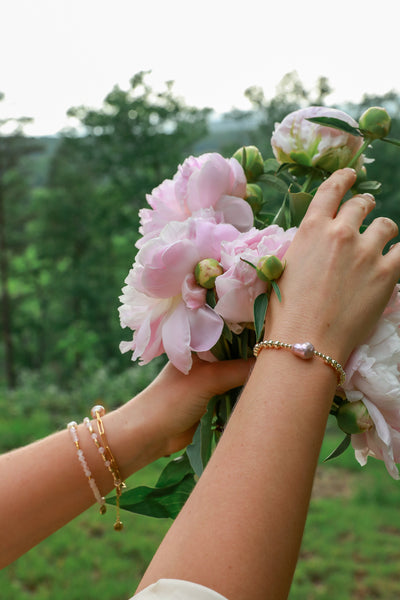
left=67, top=421, right=106, bottom=514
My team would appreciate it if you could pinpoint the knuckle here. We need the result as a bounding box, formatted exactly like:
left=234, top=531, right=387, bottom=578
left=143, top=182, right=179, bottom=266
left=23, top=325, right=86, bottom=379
left=300, top=213, right=319, bottom=232
left=318, top=178, right=342, bottom=196
left=333, top=222, right=356, bottom=243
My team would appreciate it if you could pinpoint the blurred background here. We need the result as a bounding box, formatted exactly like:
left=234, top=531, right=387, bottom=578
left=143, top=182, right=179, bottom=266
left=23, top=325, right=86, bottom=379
left=1, top=1, right=400, bottom=598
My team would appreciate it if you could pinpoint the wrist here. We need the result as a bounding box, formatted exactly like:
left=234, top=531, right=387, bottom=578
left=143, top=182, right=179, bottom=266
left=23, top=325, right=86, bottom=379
left=104, top=395, right=168, bottom=479
left=263, top=299, right=352, bottom=367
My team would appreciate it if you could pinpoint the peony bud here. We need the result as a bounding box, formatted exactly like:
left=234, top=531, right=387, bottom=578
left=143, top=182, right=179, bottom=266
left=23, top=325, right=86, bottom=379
left=271, top=106, right=365, bottom=173
left=195, top=258, right=224, bottom=289
left=256, top=255, right=285, bottom=281
left=245, top=183, right=263, bottom=214
left=336, top=400, right=374, bottom=435
left=359, top=106, right=391, bottom=140
left=232, top=146, right=264, bottom=182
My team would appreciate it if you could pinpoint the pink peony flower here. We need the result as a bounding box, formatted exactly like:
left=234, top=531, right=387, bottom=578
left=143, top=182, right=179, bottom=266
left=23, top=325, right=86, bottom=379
left=343, top=286, right=400, bottom=479
left=138, top=153, right=253, bottom=247
left=214, top=225, right=296, bottom=332
left=271, top=106, right=365, bottom=172
left=119, top=217, right=240, bottom=374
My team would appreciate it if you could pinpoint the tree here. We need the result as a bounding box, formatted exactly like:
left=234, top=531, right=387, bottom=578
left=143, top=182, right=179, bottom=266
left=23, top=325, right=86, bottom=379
left=0, top=97, right=42, bottom=387
left=34, top=73, right=211, bottom=379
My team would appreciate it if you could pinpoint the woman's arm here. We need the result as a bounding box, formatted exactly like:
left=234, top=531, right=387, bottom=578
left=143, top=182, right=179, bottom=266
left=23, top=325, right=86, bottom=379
left=136, top=168, right=400, bottom=600
left=0, top=357, right=251, bottom=568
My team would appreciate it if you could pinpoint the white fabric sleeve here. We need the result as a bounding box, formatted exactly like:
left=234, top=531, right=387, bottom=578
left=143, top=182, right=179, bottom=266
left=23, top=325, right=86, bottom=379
left=132, top=578, right=229, bottom=599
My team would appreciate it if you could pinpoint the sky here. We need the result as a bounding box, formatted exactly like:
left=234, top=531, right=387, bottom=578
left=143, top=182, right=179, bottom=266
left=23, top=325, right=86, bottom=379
left=1, top=0, right=399, bottom=136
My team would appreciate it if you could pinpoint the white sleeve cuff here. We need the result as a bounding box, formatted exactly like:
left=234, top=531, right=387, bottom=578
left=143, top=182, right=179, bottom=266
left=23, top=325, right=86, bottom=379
left=133, top=578, right=229, bottom=599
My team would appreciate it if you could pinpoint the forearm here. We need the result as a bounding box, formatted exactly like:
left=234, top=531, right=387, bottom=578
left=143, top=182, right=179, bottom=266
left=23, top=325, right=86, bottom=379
left=136, top=350, right=337, bottom=600
left=0, top=392, right=165, bottom=568
left=0, top=358, right=252, bottom=568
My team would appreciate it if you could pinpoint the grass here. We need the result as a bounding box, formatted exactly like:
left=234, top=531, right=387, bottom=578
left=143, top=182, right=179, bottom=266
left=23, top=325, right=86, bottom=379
left=290, top=420, right=400, bottom=600
left=1, top=371, right=400, bottom=599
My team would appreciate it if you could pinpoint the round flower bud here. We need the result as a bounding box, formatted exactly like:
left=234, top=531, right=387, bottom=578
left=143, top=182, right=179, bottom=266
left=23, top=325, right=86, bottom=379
left=336, top=400, right=374, bottom=435
left=245, top=183, right=263, bottom=214
left=359, top=106, right=391, bottom=140
left=195, top=258, right=224, bottom=289
left=271, top=106, right=365, bottom=173
left=232, top=146, right=264, bottom=182
left=256, top=255, right=285, bottom=282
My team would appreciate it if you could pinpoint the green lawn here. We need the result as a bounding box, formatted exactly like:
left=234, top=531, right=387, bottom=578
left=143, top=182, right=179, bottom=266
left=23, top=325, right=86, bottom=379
left=1, top=370, right=400, bottom=599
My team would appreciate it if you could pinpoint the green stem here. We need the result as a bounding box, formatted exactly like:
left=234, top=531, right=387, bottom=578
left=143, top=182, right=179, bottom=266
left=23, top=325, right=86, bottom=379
left=346, top=138, right=372, bottom=169
left=301, top=172, right=314, bottom=193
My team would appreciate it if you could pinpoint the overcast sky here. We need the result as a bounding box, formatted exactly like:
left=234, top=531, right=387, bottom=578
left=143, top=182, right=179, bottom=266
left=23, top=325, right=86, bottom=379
left=1, top=0, right=398, bottom=135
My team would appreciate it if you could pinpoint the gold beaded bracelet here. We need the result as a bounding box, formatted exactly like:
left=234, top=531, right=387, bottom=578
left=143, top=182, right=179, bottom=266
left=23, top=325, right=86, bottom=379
left=253, top=340, right=346, bottom=386
left=89, top=405, right=126, bottom=531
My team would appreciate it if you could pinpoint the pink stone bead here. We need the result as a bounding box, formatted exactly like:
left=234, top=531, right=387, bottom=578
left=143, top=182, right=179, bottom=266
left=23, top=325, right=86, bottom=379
left=292, top=342, right=315, bottom=360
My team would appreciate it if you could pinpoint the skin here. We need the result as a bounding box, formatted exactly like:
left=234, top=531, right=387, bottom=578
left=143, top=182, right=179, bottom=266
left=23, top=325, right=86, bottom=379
left=0, top=356, right=252, bottom=569
left=135, top=169, right=400, bottom=599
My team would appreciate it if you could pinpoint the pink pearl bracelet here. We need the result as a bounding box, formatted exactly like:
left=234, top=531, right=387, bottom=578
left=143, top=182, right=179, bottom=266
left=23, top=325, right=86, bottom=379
left=253, top=340, right=346, bottom=386
left=67, top=421, right=106, bottom=513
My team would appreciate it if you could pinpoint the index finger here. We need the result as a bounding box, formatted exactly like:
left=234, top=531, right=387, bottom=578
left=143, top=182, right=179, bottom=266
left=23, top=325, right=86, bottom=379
left=305, top=168, right=357, bottom=219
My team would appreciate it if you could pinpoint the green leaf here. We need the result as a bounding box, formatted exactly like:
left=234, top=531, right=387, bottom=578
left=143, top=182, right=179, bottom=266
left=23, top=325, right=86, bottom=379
left=254, top=292, right=269, bottom=342
left=206, top=288, right=216, bottom=308
left=289, top=151, right=312, bottom=167
left=323, top=434, right=351, bottom=462
left=222, top=321, right=233, bottom=343
left=239, top=327, right=249, bottom=360
left=107, top=473, right=196, bottom=519
left=306, top=116, right=362, bottom=137
left=240, top=257, right=257, bottom=269
left=186, top=424, right=203, bottom=477
left=382, top=137, right=400, bottom=147
left=156, top=453, right=193, bottom=488
left=273, top=195, right=291, bottom=229
left=289, top=191, right=313, bottom=226
left=355, top=180, right=382, bottom=194
left=263, top=158, right=280, bottom=173
left=186, top=397, right=217, bottom=477
left=271, top=280, right=282, bottom=302
left=259, top=173, right=289, bottom=194
left=257, top=212, right=276, bottom=227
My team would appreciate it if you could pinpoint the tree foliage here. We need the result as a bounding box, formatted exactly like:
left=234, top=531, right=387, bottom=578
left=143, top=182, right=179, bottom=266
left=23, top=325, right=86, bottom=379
left=1, top=72, right=400, bottom=387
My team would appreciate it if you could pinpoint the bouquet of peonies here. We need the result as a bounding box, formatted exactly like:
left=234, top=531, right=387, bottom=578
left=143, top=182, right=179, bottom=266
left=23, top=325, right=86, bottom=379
left=116, top=105, right=400, bottom=518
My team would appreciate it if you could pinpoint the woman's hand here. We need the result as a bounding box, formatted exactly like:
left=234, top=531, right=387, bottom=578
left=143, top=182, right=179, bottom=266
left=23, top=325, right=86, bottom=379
left=265, top=168, right=400, bottom=364
left=133, top=356, right=253, bottom=457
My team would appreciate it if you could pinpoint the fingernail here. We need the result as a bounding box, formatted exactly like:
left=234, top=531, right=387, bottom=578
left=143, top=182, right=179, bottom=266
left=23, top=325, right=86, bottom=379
left=344, top=167, right=357, bottom=175
left=363, top=193, right=375, bottom=202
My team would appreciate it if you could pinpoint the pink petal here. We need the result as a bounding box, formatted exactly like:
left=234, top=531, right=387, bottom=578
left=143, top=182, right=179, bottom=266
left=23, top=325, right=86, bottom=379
left=188, top=305, right=224, bottom=351
left=215, top=195, right=254, bottom=232
left=162, top=302, right=193, bottom=374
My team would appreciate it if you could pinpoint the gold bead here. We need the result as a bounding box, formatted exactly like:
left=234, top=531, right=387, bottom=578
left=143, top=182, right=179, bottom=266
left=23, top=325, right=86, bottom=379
left=114, top=520, right=123, bottom=531
left=100, top=504, right=107, bottom=515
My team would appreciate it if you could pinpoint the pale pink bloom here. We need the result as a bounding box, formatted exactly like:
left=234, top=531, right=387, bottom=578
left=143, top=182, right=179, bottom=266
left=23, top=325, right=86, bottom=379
left=214, top=225, right=296, bottom=331
left=119, top=217, right=240, bottom=373
left=271, top=106, right=365, bottom=172
left=138, top=153, right=252, bottom=247
left=343, top=286, right=400, bottom=479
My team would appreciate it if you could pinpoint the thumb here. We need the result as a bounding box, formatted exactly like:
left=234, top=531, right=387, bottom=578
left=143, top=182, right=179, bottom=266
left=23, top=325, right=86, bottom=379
left=202, top=358, right=255, bottom=395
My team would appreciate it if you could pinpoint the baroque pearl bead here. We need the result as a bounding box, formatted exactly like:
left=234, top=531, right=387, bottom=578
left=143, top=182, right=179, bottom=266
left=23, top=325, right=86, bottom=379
left=291, top=342, right=315, bottom=360
left=91, top=404, right=105, bottom=418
